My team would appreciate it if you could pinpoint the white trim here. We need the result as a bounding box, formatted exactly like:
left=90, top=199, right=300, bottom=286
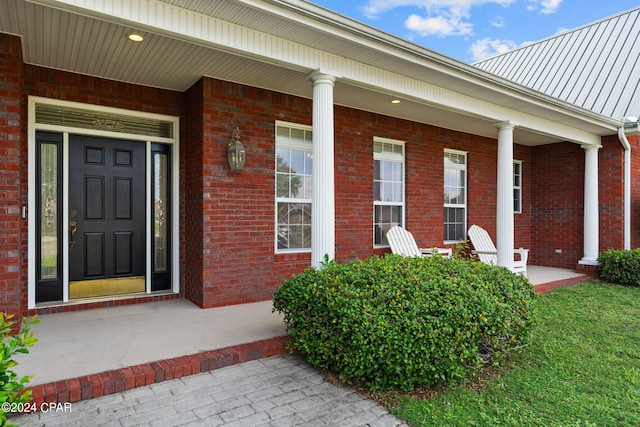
left=28, top=96, right=180, bottom=308
left=62, top=133, right=70, bottom=302
left=146, top=141, right=152, bottom=294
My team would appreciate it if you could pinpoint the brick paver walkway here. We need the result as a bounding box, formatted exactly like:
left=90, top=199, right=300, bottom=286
left=14, top=353, right=407, bottom=427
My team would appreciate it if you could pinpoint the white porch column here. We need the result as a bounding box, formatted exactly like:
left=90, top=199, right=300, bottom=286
left=495, top=122, right=515, bottom=271
left=580, top=144, right=601, bottom=265
left=309, top=70, right=337, bottom=268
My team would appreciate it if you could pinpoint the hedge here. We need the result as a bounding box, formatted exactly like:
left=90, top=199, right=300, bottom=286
left=598, top=249, right=640, bottom=287
left=272, top=254, right=536, bottom=391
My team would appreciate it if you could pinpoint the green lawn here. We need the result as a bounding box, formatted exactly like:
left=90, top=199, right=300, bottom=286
left=388, top=281, right=640, bottom=427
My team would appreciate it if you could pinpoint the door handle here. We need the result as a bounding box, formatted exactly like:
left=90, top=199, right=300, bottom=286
left=70, top=222, right=77, bottom=248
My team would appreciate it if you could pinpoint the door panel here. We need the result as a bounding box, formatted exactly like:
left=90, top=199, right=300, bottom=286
left=69, top=135, right=146, bottom=298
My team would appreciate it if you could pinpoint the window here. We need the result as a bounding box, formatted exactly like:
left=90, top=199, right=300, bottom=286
left=36, top=133, right=63, bottom=303
left=374, top=137, right=405, bottom=246
left=151, top=143, right=172, bottom=291
left=514, top=160, right=522, bottom=214
left=275, top=122, right=313, bottom=252
left=444, top=150, right=467, bottom=242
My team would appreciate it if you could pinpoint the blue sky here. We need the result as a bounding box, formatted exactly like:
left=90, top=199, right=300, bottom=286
left=309, top=0, right=640, bottom=63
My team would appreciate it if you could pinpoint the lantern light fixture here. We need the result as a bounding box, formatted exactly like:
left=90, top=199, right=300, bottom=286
left=227, top=126, right=246, bottom=171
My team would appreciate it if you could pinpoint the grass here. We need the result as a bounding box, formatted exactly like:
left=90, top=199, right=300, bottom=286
left=386, top=281, right=640, bottom=427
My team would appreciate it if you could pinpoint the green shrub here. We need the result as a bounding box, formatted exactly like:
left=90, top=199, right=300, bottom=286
left=272, top=254, right=536, bottom=391
left=598, top=249, right=640, bottom=287
left=1, top=314, right=38, bottom=427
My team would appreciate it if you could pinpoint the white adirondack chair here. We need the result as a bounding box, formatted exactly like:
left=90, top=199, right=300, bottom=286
left=386, top=226, right=423, bottom=257
left=386, top=226, right=452, bottom=258
left=467, top=224, right=528, bottom=276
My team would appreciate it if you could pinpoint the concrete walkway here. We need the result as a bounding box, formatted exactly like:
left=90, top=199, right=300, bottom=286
left=14, top=353, right=408, bottom=427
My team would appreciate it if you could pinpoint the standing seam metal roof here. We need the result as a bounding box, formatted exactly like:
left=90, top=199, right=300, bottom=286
left=474, top=7, right=640, bottom=120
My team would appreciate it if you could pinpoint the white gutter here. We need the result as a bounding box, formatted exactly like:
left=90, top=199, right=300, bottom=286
left=617, top=126, right=632, bottom=250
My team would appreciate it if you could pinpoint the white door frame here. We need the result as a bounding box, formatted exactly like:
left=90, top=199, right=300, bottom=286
left=27, top=96, right=180, bottom=308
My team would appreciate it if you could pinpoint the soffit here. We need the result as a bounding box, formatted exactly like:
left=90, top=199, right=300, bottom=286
left=1, top=0, right=620, bottom=146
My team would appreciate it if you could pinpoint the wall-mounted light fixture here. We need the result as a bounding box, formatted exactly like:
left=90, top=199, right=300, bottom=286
left=227, top=126, right=246, bottom=171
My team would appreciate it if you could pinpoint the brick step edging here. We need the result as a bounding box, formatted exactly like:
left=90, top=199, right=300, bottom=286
left=534, top=276, right=589, bottom=294
left=25, top=336, right=290, bottom=411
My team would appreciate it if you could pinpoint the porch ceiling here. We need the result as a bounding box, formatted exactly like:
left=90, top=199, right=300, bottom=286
left=2, top=0, right=621, bottom=146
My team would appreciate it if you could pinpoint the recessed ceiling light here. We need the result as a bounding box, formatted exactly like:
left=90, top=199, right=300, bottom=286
left=127, top=33, right=144, bottom=42
left=390, top=99, right=401, bottom=104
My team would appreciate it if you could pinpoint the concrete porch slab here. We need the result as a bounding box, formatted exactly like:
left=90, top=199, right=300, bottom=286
left=15, top=299, right=287, bottom=386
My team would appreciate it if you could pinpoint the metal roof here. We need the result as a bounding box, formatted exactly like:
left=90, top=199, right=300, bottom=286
left=474, top=7, right=640, bottom=121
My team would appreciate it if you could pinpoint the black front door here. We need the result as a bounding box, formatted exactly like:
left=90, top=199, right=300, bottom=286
left=68, top=135, right=146, bottom=298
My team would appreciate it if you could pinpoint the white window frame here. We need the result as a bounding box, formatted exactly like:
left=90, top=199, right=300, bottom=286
left=444, top=149, right=467, bottom=244
left=373, top=137, right=405, bottom=247
left=275, top=121, right=313, bottom=253
left=514, top=160, right=522, bottom=214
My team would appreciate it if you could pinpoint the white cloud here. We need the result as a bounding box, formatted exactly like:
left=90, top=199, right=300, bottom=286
left=362, top=0, right=516, bottom=37
left=405, top=13, right=474, bottom=36
left=491, top=15, right=505, bottom=28
left=363, top=0, right=515, bottom=18
left=527, top=0, right=563, bottom=14
left=469, top=37, right=520, bottom=61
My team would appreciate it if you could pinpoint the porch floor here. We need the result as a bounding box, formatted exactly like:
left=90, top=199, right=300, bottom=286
left=15, top=265, right=588, bottom=405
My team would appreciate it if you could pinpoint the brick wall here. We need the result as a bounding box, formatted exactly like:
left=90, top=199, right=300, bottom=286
left=0, top=35, right=24, bottom=320
left=186, top=79, right=539, bottom=306
left=531, top=142, right=585, bottom=268
left=190, top=78, right=315, bottom=307
left=333, top=107, right=534, bottom=259
left=530, top=138, right=626, bottom=268
left=188, top=80, right=539, bottom=308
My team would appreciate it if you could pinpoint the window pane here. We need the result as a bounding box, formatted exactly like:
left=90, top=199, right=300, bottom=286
left=276, top=149, right=290, bottom=172
left=445, top=152, right=466, bottom=166
left=40, top=143, right=58, bottom=280
left=154, top=153, right=169, bottom=272
left=290, top=150, right=305, bottom=175
left=291, top=174, right=305, bottom=198
left=290, top=128, right=305, bottom=144
left=375, top=205, right=402, bottom=245
left=374, top=160, right=403, bottom=202
left=276, top=174, right=290, bottom=198
left=277, top=202, right=312, bottom=250
left=444, top=168, right=465, bottom=205
left=276, top=126, right=290, bottom=140
left=392, top=162, right=402, bottom=182
left=444, top=207, right=466, bottom=241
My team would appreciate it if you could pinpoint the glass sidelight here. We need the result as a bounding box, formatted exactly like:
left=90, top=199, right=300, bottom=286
left=151, top=143, right=172, bottom=291
left=36, top=132, right=63, bottom=302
